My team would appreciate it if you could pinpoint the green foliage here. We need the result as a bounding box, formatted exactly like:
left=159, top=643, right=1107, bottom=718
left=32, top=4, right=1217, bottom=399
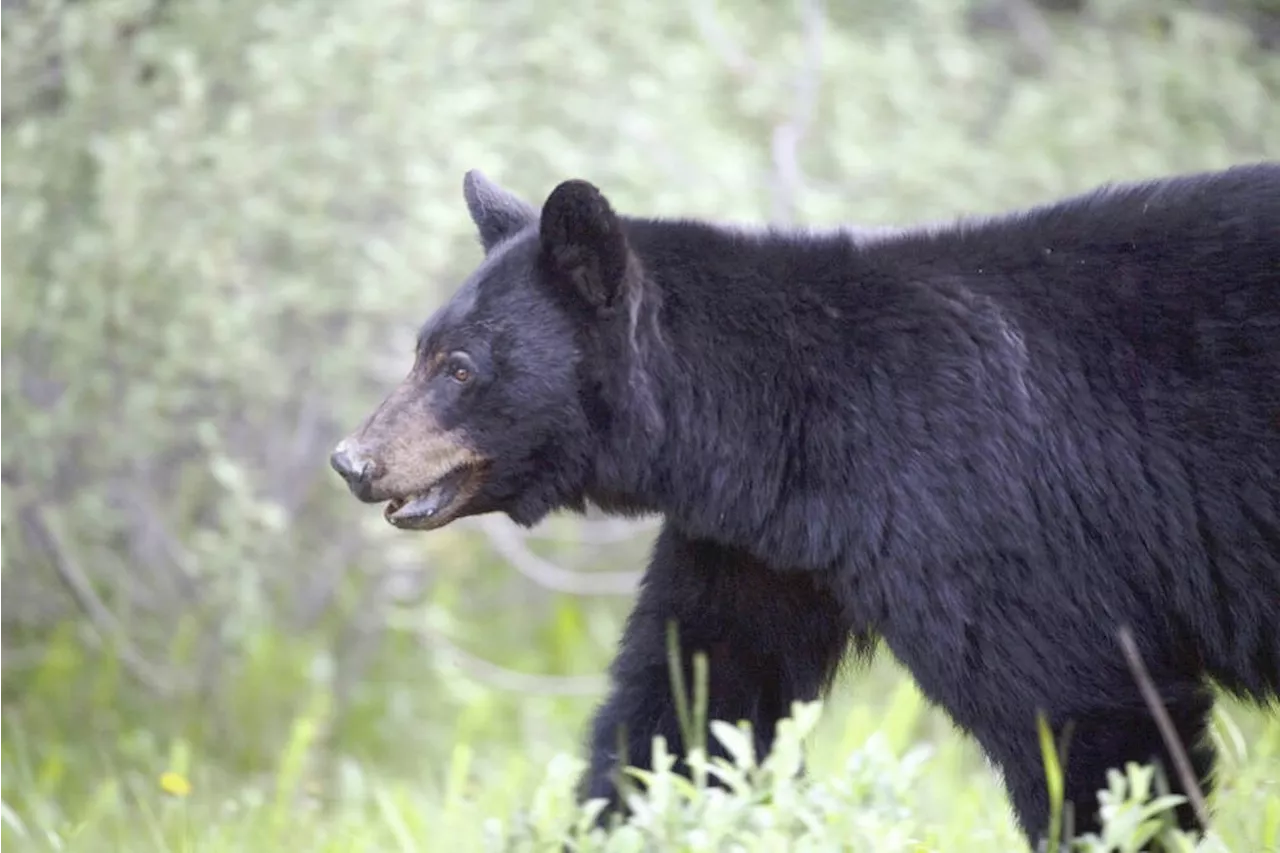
left=4, top=657, right=1278, bottom=852
left=3, top=0, right=1279, bottom=850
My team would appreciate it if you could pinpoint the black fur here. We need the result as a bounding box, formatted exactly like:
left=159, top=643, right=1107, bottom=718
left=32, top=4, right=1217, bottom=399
left=464, top=169, right=538, bottom=252
left=394, top=165, right=1280, bottom=844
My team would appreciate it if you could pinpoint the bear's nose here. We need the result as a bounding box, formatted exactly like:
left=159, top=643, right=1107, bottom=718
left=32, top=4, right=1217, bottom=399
left=330, top=442, right=377, bottom=491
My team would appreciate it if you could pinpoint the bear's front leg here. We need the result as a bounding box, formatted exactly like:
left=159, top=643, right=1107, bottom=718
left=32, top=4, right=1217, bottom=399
left=578, top=522, right=850, bottom=819
left=984, top=686, right=1217, bottom=844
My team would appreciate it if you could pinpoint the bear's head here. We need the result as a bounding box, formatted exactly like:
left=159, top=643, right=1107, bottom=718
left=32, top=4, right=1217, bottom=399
left=329, top=170, right=657, bottom=531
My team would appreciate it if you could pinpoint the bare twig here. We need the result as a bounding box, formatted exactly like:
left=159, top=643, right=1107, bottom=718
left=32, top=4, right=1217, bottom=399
left=769, top=0, right=826, bottom=223
left=396, top=620, right=608, bottom=696
left=520, top=514, right=662, bottom=545
left=470, top=516, right=642, bottom=596
left=119, top=480, right=201, bottom=604
left=1117, top=626, right=1212, bottom=829
left=690, top=0, right=757, bottom=79
left=20, top=503, right=191, bottom=696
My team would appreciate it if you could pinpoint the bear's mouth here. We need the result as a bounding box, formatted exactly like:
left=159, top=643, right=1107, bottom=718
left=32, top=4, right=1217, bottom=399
left=382, top=464, right=482, bottom=531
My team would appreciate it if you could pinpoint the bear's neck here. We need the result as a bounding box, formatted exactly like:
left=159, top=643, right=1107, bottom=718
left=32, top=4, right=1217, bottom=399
left=586, top=218, right=923, bottom=571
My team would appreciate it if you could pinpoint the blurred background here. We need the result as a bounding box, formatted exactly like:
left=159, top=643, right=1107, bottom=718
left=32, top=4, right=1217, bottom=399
left=3, top=0, right=1279, bottom=849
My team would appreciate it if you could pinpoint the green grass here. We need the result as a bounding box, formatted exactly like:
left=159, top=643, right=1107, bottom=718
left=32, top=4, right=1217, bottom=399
left=3, top=629, right=1278, bottom=852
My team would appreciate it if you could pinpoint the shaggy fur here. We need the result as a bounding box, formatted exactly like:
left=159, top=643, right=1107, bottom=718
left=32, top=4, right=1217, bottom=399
left=333, top=163, right=1280, bottom=845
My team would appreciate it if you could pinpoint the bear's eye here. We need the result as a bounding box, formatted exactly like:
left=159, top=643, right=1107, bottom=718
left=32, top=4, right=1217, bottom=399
left=444, top=351, right=476, bottom=385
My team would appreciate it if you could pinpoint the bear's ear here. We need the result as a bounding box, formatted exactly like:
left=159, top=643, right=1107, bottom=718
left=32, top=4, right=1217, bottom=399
left=463, top=170, right=538, bottom=253
left=538, top=179, right=632, bottom=312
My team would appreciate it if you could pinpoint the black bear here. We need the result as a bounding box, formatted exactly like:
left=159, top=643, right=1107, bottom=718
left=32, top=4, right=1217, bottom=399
left=330, top=163, right=1280, bottom=845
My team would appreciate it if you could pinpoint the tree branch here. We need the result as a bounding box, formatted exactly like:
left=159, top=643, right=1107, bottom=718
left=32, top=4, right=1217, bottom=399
left=1117, top=626, right=1212, bottom=830
left=20, top=503, right=192, bottom=696
left=402, top=623, right=608, bottom=696
left=470, top=516, right=642, bottom=597
left=690, top=0, right=757, bottom=79
left=770, top=0, right=826, bottom=223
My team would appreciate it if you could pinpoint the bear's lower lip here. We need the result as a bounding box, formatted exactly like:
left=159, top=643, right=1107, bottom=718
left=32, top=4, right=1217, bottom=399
left=383, top=467, right=472, bottom=529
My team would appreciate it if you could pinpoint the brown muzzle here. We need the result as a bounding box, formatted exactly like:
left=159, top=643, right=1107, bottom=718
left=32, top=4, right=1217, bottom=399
left=329, top=375, right=483, bottom=513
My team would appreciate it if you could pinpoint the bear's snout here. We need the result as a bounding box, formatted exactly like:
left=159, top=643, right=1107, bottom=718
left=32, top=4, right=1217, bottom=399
left=329, top=439, right=380, bottom=500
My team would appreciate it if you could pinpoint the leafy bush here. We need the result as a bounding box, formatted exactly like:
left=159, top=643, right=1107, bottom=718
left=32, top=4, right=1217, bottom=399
left=3, top=0, right=1277, bottom=850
